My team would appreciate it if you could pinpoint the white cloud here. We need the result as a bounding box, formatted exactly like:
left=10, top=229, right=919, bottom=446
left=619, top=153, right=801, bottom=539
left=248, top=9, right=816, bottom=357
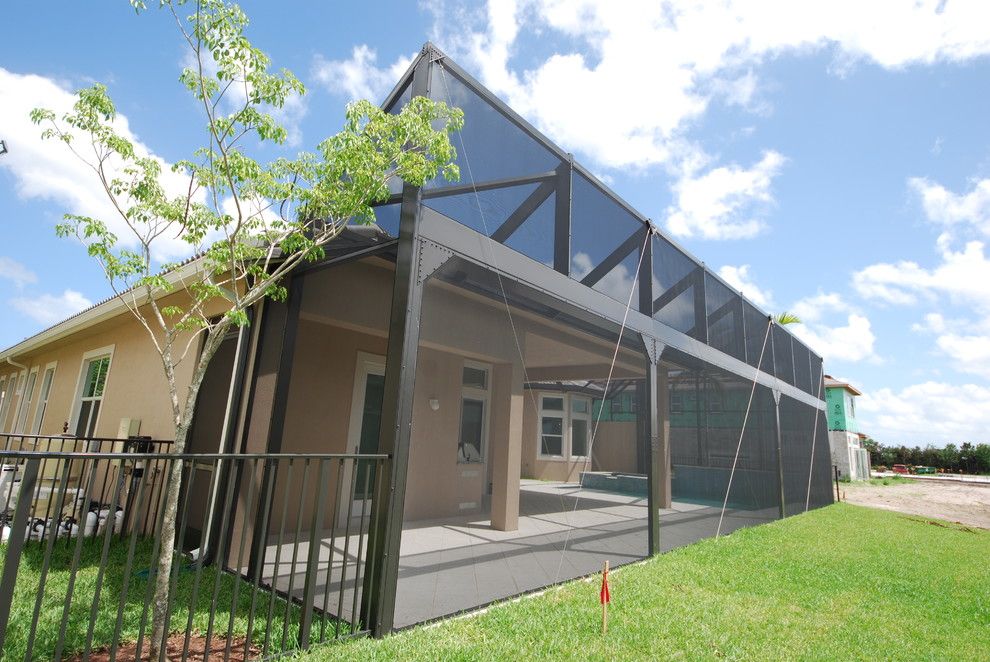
left=858, top=381, right=990, bottom=445
left=424, top=0, right=990, bottom=171
left=717, top=264, right=773, bottom=308
left=854, top=240, right=990, bottom=310
left=0, top=257, right=37, bottom=288
left=791, top=312, right=877, bottom=364
left=665, top=150, right=785, bottom=240
left=10, top=290, right=92, bottom=326
left=909, top=176, right=990, bottom=238
left=311, top=46, right=414, bottom=102
left=0, top=68, right=199, bottom=262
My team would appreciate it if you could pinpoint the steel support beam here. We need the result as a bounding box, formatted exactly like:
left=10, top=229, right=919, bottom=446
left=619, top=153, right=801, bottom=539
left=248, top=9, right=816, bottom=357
left=417, top=207, right=825, bottom=412
left=579, top=227, right=647, bottom=289
left=553, top=159, right=572, bottom=275
left=490, top=179, right=555, bottom=244
left=363, top=53, right=432, bottom=638
left=638, top=233, right=654, bottom=316
left=423, top=170, right=557, bottom=200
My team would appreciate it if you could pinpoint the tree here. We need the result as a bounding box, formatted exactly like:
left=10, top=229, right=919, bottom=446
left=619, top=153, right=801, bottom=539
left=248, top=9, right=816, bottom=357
left=774, top=311, right=802, bottom=325
left=30, top=0, right=462, bottom=655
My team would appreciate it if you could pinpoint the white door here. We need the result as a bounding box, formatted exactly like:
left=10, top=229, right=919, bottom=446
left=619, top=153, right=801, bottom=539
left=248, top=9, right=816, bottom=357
left=338, top=353, right=386, bottom=523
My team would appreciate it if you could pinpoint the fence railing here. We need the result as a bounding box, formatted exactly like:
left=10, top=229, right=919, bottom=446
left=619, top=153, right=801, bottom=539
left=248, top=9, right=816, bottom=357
left=0, top=449, right=389, bottom=661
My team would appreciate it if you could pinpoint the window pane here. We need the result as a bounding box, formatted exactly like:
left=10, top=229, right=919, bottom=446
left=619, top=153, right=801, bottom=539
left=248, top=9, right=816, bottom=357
left=571, top=398, right=589, bottom=414
left=542, top=416, right=563, bottom=436
left=540, top=434, right=563, bottom=456
left=459, top=398, right=485, bottom=463
left=542, top=397, right=564, bottom=411
left=462, top=366, right=488, bottom=389
left=75, top=400, right=93, bottom=437
left=571, top=419, right=588, bottom=456
left=93, top=357, right=110, bottom=397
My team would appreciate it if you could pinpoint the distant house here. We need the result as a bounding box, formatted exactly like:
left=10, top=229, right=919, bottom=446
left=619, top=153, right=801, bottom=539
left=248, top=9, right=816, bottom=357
left=825, top=375, right=870, bottom=480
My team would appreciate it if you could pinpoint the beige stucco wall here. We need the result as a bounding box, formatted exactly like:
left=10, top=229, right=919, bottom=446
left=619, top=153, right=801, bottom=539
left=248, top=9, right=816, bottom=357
left=0, top=290, right=231, bottom=445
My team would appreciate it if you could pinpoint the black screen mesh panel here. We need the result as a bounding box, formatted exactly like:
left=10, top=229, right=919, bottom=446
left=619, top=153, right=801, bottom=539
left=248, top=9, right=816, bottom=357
left=663, top=362, right=780, bottom=547
left=392, top=259, right=649, bottom=627
left=705, top=273, right=746, bottom=362
left=503, top=191, right=556, bottom=267
left=743, top=302, right=773, bottom=373
left=653, top=236, right=703, bottom=338
left=772, top=325, right=795, bottom=386
left=778, top=396, right=833, bottom=515
left=569, top=172, right=648, bottom=304
left=428, top=65, right=559, bottom=189
left=792, top=340, right=812, bottom=395
left=424, top=183, right=542, bottom=239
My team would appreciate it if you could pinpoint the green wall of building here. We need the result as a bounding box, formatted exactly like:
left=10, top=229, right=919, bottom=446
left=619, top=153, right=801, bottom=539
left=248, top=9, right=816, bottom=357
left=826, top=387, right=858, bottom=432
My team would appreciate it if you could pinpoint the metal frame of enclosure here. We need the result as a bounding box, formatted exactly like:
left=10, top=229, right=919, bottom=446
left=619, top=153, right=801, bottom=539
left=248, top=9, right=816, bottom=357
left=353, top=44, right=829, bottom=634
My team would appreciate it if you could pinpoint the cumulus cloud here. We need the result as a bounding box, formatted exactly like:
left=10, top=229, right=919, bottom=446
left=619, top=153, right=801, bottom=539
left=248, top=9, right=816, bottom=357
left=311, top=46, right=414, bottom=102
left=791, top=311, right=877, bottom=364
left=717, top=264, right=773, bottom=308
left=0, top=257, right=37, bottom=289
left=422, top=0, right=990, bottom=171
left=858, top=382, right=990, bottom=445
left=0, top=68, right=200, bottom=262
left=909, top=176, right=990, bottom=238
left=665, top=151, right=784, bottom=239
left=10, top=290, right=93, bottom=326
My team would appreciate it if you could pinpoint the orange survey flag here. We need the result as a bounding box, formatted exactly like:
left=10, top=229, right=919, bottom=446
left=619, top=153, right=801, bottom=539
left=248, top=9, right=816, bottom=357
left=600, top=561, right=610, bottom=605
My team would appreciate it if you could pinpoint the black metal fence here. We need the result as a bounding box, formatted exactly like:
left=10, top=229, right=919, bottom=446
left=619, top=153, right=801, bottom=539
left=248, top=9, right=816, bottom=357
left=0, top=446, right=388, bottom=661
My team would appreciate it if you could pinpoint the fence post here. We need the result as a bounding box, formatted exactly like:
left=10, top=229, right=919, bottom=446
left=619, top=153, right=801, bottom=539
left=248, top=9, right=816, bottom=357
left=0, top=458, right=40, bottom=651
left=298, top=459, right=330, bottom=649
left=834, top=465, right=841, bottom=502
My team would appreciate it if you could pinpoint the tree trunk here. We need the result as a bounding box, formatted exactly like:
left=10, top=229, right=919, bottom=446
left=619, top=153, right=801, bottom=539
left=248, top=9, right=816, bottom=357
left=148, top=328, right=227, bottom=660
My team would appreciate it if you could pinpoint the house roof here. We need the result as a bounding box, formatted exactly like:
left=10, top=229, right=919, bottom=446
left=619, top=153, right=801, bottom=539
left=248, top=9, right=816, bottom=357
left=824, top=375, right=862, bottom=396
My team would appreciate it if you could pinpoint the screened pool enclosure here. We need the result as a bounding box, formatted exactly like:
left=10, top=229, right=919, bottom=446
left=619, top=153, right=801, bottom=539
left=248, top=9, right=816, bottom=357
left=191, top=43, right=832, bottom=636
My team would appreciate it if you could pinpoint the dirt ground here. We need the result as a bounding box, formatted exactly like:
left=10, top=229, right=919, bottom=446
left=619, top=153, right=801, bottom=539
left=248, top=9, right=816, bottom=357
left=843, top=479, right=990, bottom=529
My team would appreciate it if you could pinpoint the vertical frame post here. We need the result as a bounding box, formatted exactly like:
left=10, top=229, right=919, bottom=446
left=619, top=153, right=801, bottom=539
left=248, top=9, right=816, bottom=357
left=363, top=50, right=433, bottom=637
left=641, top=336, right=666, bottom=556
left=553, top=156, right=572, bottom=276
left=0, top=458, right=39, bottom=650
left=638, top=230, right=654, bottom=317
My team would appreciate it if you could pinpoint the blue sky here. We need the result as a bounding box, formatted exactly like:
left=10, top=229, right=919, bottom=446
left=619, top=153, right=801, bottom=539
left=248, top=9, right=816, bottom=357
left=2, top=1, right=990, bottom=445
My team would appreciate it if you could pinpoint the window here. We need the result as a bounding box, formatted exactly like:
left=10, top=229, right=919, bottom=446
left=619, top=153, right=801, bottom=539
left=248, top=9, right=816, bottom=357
left=670, top=392, right=684, bottom=414
left=13, top=367, right=39, bottom=434
left=539, top=392, right=592, bottom=460
left=31, top=363, right=57, bottom=434
left=0, top=373, right=19, bottom=432
left=458, top=362, right=490, bottom=463
left=0, top=376, right=7, bottom=431
left=73, top=349, right=113, bottom=438
left=539, top=395, right=565, bottom=457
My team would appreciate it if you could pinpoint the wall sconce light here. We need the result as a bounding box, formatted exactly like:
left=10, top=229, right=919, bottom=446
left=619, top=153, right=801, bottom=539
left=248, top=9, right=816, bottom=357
left=429, top=398, right=440, bottom=411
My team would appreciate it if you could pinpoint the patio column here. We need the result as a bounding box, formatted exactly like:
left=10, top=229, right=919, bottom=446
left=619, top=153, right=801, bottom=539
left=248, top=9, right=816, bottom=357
left=644, top=336, right=670, bottom=556
left=490, top=361, right=524, bottom=531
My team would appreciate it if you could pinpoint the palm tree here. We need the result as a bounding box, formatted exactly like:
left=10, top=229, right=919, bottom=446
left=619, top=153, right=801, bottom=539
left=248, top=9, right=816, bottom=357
left=774, top=311, right=802, bottom=325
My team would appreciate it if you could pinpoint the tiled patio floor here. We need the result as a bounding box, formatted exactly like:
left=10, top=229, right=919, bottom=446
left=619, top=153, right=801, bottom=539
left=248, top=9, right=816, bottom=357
left=256, top=479, right=777, bottom=628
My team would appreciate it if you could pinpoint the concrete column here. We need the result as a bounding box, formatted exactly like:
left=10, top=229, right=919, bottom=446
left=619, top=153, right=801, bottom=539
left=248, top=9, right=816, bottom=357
left=490, top=361, right=524, bottom=531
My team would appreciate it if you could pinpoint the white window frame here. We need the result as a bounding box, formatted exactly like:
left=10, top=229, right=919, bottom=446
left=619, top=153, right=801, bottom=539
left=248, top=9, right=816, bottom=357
left=69, top=345, right=115, bottom=439
left=538, top=392, right=596, bottom=461
left=457, top=360, right=490, bottom=464
left=0, top=372, right=22, bottom=433
left=0, top=375, right=7, bottom=432
left=569, top=394, right=592, bottom=460
left=30, top=362, right=58, bottom=435
left=13, top=366, right=39, bottom=434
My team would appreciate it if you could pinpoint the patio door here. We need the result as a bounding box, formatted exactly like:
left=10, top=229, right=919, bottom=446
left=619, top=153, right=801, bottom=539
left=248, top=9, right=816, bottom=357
left=340, top=353, right=385, bottom=522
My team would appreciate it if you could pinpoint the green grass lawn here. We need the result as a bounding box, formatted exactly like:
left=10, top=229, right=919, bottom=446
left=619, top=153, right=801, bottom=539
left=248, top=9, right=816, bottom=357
left=305, top=503, right=990, bottom=661
left=0, top=536, right=309, bottom=659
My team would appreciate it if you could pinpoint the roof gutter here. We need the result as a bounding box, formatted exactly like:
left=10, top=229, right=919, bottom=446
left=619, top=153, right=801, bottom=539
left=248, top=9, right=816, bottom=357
left=0, top=257, right=207, bottom=364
